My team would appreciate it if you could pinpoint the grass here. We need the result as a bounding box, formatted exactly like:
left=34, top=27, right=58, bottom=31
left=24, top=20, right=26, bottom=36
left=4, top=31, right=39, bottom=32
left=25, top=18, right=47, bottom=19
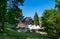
left=0, top=32, right=51, bottom=39
left=0, top=22, right=51, bottom=39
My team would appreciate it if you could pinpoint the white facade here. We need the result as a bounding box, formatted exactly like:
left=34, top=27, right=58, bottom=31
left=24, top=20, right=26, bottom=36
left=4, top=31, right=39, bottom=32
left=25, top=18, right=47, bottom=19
left=28, top=25, right=44, bottom=30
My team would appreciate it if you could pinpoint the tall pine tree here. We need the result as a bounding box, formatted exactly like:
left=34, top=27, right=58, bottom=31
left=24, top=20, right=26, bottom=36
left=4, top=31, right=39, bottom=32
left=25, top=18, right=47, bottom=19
left=34, top=12, right=39, bottom=25
left=0, top=0, right=24, bottom=33
left=0, top=0, right=7, bottom=33
left=7, top=0, right=24, bottom=25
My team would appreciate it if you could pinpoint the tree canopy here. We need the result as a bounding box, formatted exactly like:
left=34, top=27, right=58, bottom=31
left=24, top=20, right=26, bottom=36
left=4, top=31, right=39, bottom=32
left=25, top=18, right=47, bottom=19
left=0, top=0, right=24, bottom=33
left=34, top=12, right=39, bottom=25
left=41, top=0, right=60, bottom=38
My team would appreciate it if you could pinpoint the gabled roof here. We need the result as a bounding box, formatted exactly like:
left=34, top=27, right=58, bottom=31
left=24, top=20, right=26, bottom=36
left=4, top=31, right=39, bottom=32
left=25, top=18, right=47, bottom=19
left=16, top=23, right=27, bottom=28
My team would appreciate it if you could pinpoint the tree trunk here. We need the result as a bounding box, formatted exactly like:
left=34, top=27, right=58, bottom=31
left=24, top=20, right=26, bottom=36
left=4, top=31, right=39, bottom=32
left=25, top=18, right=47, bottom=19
left=1, top=18, right=4, bottom=33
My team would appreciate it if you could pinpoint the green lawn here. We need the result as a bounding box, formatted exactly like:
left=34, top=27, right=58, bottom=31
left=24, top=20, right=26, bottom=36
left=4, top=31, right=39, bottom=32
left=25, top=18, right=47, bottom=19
left=0, top=22, right=51, bottom=39
left=0, top=32, right=51, bottom=39
left=0, top=29, right=51, bottom=39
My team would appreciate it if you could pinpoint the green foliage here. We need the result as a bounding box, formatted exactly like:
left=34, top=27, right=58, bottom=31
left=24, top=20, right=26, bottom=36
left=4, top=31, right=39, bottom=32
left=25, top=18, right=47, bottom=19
left=7, top=0, right=24, bottom=25
left=0, top=0, right=24, bottom=23
left=0, top=0, right=6, bottom=21
left=0, top=0, right=24, bottom=33
left=41, top=9, right=60, bottom=39
left=0, top=0, right=24, bottom=22
left=7, top=9, right=16, bottom=24
left=0, top=0, right=7, bottom=33
left=41, top=0, right=60, bottom=39
left=55, top=0, right=60, bottom=12
left=14, top=7, right=23, bottom=19
left=7, top=7, right=23, bottom=24
left=34, top=12, right=39, bottom=25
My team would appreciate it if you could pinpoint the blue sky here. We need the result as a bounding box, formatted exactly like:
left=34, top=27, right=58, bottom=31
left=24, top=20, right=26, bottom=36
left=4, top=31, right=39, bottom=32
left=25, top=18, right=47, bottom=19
left=19, top=0, right=55, bottom=18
